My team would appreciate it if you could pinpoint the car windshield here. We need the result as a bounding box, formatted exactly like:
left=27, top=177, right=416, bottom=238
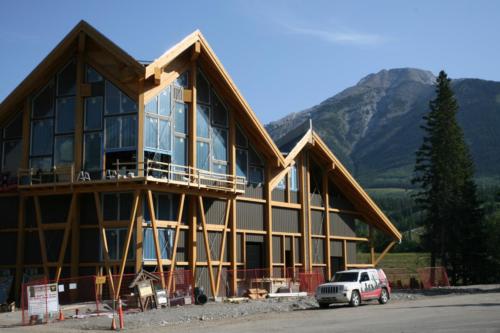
left=332, top=272, right=359, bottom=282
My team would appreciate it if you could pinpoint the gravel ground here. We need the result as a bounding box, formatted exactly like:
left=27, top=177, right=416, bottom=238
left=1, top=285, right=499, bottom=332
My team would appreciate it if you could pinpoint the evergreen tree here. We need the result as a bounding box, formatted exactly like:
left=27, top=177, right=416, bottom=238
left=412, top=71, right=486, bottom=284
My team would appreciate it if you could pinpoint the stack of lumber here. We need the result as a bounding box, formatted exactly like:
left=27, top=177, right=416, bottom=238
left=244, top=288, right=268, bottom=300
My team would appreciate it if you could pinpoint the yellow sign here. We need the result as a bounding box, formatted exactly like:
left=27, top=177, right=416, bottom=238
left=95, top=276, right=106, bottom=285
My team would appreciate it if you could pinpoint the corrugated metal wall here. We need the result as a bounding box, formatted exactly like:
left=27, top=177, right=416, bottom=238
left=246, top=234, right=264, bottom=243
left=236, top=201, right=264, bottom=230
left=330, top=213, right=356, bottom=237
left=236, top=233, right=243, bottom=262
left=312, top=238, right=324, bottom=263
left=311, top=210, right=325, bottom=235
left=203, top=198, right=227, bottom=225
left=272, top=189, right=286, bottom=202
left=329, top=182, right=356, bottom=210
left=197, top=231, right=224, bottom=261
left=40, top=195, right=72, bottom=223
left=294, top=237, right=301, bottom=263
left=290, top=191, right=299, bottom=204
left=272, top=207, right=300, bottom=233
left=244, top=184, right=264, bottom=199
left=272, top=236, right=282, bottom=263
left=330, top=240, right=343, bottom=257
left=285, top=237, right=291, bottom=251
left=0, top=196, right=18, bottom=229
left=348, top=242, right=357, bottom=264
left=176, top=229, right=187, bottom=262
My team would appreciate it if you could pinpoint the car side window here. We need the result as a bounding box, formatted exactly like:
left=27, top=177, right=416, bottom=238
left=360, top=272, right=369, bottom=282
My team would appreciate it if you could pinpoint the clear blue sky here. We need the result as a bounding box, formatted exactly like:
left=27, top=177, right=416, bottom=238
left=1, top=0, right=499, bottom=124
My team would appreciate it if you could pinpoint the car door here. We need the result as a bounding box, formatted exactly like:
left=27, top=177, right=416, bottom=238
left=359, top=272, right=373, bottom=300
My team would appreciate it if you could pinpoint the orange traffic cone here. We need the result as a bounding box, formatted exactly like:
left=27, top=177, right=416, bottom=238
left=58, top=309, right=65, bottom=321
left=118, top=299, right=124, bottom=330
left=110, top=316, right=117, bottom=330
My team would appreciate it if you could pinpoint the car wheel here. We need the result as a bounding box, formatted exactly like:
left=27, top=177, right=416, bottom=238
left=349, top=290, right=360, bottom=307
left=319, top=302, right=330, bottom=309
left=378, top=288, right=389, bottom=305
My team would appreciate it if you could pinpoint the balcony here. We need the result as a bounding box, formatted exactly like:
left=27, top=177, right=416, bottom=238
left=17, top=160, right=246, bottom=194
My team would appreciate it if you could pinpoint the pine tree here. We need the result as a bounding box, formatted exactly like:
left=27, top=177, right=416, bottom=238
left=412, top=71, right=486, bottom=284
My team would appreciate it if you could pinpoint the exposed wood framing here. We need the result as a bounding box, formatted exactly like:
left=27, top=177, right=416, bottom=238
left=323, top=171, right=331, bottom=280
left=228, top=106, right=237, bottom=295
left=197, top=196, right=216, bottom=298
left=374, top=240, right=397, bottom=266
left=306, top=154, right=313, bottom=272
left=33, top=196, right=49, bottom=278
left=137, top=79, right=145, bottom=177
left=167, top=193, right=186, bottom=292
left=215, top=199, right=231, bottom=295
left=265, top=165, right=273, bottom=277
left=74, top=32, right=85, bottom=173
left=146, top=190, right=166, bottom=289
left=298, top=155, right=307, bottom=270
left=55, top=193, right=78, bottom=281
left=114, top=190, right=140, bottom=299
left=369, top=226, right=375, bottom=265
left=14, top=197, right=25, bottom=301
left=135, top=195, right=144, bottom=273
left=343, top=239, right=348, bottom=269
left=93, top=192, right=116, bottom=298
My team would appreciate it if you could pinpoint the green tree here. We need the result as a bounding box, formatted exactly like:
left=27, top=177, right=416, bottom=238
left=412, top=71, right=487, bottom=284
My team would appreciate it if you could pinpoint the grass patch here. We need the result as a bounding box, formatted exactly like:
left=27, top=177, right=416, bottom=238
left=357, top=252, right=431, bottom=274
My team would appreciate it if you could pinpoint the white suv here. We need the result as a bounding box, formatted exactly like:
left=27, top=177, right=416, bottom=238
left=315, top=268, right=391, bottom=308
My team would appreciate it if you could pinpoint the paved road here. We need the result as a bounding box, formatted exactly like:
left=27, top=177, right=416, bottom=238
left=164, top=292, right=500, bottom=333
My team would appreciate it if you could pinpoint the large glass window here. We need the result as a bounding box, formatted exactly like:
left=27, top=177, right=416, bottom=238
left=102, top=228, right=134, bottom=260
left=173, top=136, right=186, bottom=166
left=2, top=140, right=22, bottom=175
left=54, top=135, right=74, bottom=166
left=143, top=228, right=173, bottom=260
left=158, top=87, right=171, bottom=116
left=84, top=132, right=102, bottom=171
left=211, top=91, right=227, bottom=127
left=174, top=102, right=187, bottom=134
left=55, top=97, right=75, bottom=133
left=235, top=124, right=264, bottom=184
left=85, top=97, right=103, bottom=130
left=236, top=149, right=247, bottom=177
left=159, top=119, right=171, bottom=151
left=31, top=119, right=53, bottom=156
left=197, top=104, right=210, bottom=139
left=32, top=83, right=55, bottom=119
left=197, top=70, right=210, bottom=104
left=212, top=127, right=227, bottom=161
left=105, top=115, right=136, bottom=150
left=197, top=141, right=210, bottom=170
left=57, top=60, right=76, bottom=96
left=105, top=81, right=121, bottom=115
left=145, top=116, right=158, bottom=149
left=290, top=164, right=298, bottom=191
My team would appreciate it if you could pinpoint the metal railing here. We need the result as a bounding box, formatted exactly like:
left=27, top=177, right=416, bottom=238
left=17, top=160, right=246, bottom=193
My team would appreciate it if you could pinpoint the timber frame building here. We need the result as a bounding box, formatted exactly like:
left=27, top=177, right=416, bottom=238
left=0, top=21, right=401, bottom=300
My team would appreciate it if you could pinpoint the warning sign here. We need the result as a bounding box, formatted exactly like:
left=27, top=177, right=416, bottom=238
left=27, top=283, right=59, bottom=316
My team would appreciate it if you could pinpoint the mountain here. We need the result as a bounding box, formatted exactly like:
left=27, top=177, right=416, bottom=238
left=266, top=68, right=500, bottom=188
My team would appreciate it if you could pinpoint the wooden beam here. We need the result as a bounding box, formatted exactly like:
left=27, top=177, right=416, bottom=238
left=14, top=197, right=25, bottom=301
left=115, top=190, right=140, bottom=300
left=323, top=171, right=331, bottom=280
left=369, top=226, right=375, bottom=265
left=268, top=166, right=291, bottom=191
left=191, top=41, right=201, bottom=61
left=197, top=196, right=217, bottom=298
left=146, top=190, right=166, bottom=289
left=374, top=240, right=397, bottom=266
left=55, top=193, right=78, bottom=281
left=265, top=165, right=273, bottom=277
left=33, top=196, right=49, bottom=278
left=93, top=192, right=115, bottom=298
left=137, top=79, right=145, bottom=177
left=215, top=199, right=231, bottom=295
left=154, top=66, right=162, bottom=85
left=135, top=195, right=144, bottom=273
left=183, top=89, right=193, bottom=102
left=306, top=154, right=313, bottom=272
left=343, top=239, right=348, bottom=269
left=228, top=106, right=237, bottom=295
left=74, top=32, right=85, bottom=174
left=167, top=193, right=186, bottom=292
left=298, top=155, right=307, bottom=271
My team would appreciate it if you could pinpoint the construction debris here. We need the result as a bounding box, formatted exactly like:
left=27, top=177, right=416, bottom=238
left=244, top=288, right=268, bottom=300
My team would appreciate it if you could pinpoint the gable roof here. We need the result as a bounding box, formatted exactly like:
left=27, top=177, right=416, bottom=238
left=278, top=124, right=402, bottom=241
left=0, top=20, right=144, bottom=120
left=145, top=30, right=285, bottom=167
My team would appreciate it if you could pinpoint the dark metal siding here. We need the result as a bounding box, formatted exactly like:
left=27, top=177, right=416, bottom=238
left=348, top=242, right=357, bottom=264
left=272, top=207, right=300, bottom=233
left=236, top=233, right=243, bottom=262
left=285, top=237, right=291, bottom=251
left=311, top=210, right=325, bottom=235
left=236, top=201, right=264, bottom=230
left=176, top=229, right=187, bottom=262
left=246, top=234, right=264, bottom=243
left=40, top=195, right=71, bottom=223
left=79, top=228, right=100, bottom=263
left=243, top=184, right=264, bottom=199
left=203, top=198, right=227, bottom=225
left=197, top=231, right=223, bottom=261
left=294, top=237, right=301, bottom=263
left=330, top=213, right=356, bottom=237
left=312, top=238, right=324, bottom=263
left=272, top=236, right=282, bottom=263
left=0, top=232, right=16, bottom=264
left=329, top=182, right=356, bottom=210
left=290, top=191, right=299, bottom=204
left=331, top=240, right=343, bottom=257
left=0, top=196, right=18, bottom=229
left=80, top=193, right=97, bottom=225
left=272, top=189, right=285, bottom=202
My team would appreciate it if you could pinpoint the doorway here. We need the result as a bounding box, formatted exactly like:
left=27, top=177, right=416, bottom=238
left=246, top=242, right=264, bottom=270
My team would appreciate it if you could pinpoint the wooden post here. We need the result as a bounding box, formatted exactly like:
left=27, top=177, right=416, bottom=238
left=93, top=192, right=115, bottom=298
left=228, top=107, right=237, bottom=295
left=369, top=226, right=375, bottom=265
left=137, top=79, right=145, bottom=177
left=33, top=196, right=49, bottom=278
left=135, top=194, right=144, bottom=273
left=215, top=199, right=231, bottom=295
left=115, top=190, right=140, bottom=300
left=323, top=172, right=331, bottom=280
left=14, top=196, right=25, bottom=301
left=265, top=165, right=273, bottom=277
left=197, top=196, right=216, bottom=298
left=167, top=194, right=186, bottom=292
left=188, top=55, right=198, bottom=284
left=55, top=193, right=78, bottom=281
left=146, top=190, right=166, bottom=289
left=343, top=239, right=348, bottom=269
left=74, top=32, right=85, bottom=174
left=306, top=154, right=313, bottom=272
left=374, top=240, right=397, bottom=266
left=298, top=155, right=307, bottom=272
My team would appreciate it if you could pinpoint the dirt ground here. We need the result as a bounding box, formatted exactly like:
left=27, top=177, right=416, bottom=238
left=1, top=285, right=500, bottom=333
